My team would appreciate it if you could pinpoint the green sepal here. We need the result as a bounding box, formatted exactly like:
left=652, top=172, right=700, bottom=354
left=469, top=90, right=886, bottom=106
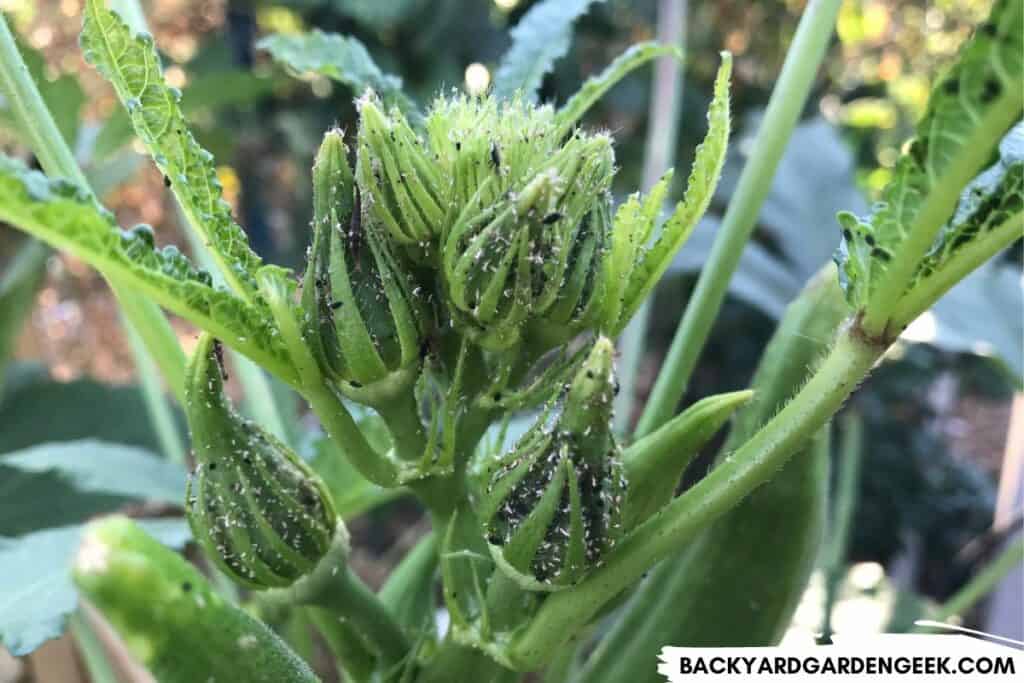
left=603, top=53, right=732, bottom=334
left=474, top=338, right=626, bottom=591
left=302, top=129, right=428, bottom=402
left=72, top=516, right=320, bottom=683
left=184, top=334, right=338, bottom=590
left=356, top=96, right=445, bottom=245
left=621, top=389, right=754, bottom=529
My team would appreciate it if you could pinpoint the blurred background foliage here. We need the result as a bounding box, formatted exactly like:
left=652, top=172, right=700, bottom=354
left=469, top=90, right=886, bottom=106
left=0, top=0, right=1020, bottom=666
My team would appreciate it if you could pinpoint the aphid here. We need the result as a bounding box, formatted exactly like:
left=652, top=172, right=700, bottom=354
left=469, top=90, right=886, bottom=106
left=542, top=212, right=563, bottom=225
left=212, top=339, right=229, bottom=381
left=490, top=142, right=502, bottom=169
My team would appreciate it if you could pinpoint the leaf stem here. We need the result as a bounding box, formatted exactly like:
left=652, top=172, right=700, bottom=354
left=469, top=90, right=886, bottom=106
left=819, top=411, right=863, bottom=642
left=861, top=94, right=1023, bottom=339
left=634, top=0, right=843, bottom=438
left=890, top=211, right=1023, bottom=329
left=510, top=322, right=882, bottom=669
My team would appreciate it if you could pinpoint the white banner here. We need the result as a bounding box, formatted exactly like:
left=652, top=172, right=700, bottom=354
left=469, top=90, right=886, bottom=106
left=658, top=631, right=1024, bottom=682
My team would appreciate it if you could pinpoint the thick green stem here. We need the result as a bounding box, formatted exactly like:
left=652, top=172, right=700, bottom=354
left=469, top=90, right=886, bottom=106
left=635, top=0, right=843, bottom=438
left=264, top=526, right=411, bottom=673
left=376, top=390, right=430, bottom=462
left=862, top=94, right=1024, bottom=339
left=510, top=324, right=882, bottom=669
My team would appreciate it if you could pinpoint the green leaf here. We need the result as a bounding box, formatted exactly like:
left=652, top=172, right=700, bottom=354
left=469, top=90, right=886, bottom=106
left=257, top=30, right=419, bottom=122
left=491, top=0, right=603, bottom=102
left=0, top=364, right=182, bottom=453
left=834, top=0, right=1023, bottom=309
left=81, top=0, right=267, bottom=301
left=0, top=155, right=298, bottom=385
left=0, top=465, right=127, bottom=537
left=556, top=42, right=682, bottom=133
left=614, top=53, right=732, bottom=331
left=918, top=123, right=1023, bottom=278
left=93, top=69, right=277, bottom=160
left=3, top=440, right=185, bottom=505
left=0, top=518, right=189, bottom=656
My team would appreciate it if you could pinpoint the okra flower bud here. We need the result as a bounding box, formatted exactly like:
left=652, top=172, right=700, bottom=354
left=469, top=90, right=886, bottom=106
left=441, top=130, right=615, bottom=351
left=474, top=337, right=626, bottom=590
left=185, top=334, right=342, bottom=590
left=302, top=129, right=427, bottom=402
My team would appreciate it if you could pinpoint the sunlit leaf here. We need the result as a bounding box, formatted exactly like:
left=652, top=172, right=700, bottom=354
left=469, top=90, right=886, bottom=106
left=0, top=156, right=297, bottom=385
left=258, top=30, right=419, bottom=122
left=81, top=0, right=268, bottom=301
left=834, top=0, right=1023, bottom=308
left=492, top=0, right=603, bottom=102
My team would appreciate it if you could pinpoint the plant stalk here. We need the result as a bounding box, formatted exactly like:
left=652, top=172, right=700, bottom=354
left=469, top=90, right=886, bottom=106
left=891, top=211, right=1023, bottom=329
left=263, top=526, right=412, bottom=672
left=635, top=0, right=843, bottom=438
left=819, top=411, right=863, bottom=643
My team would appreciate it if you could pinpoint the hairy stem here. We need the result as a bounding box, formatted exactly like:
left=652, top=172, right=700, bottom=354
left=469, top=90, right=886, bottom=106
left=510, top=323, right=882, bottom=669
left=635, top=0, right=843, bottom=438
left=264, top=527, right=411, bottom=673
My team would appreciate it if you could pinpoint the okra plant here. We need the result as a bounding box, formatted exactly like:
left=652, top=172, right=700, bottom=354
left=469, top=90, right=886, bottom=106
left=0, top=0, right=1021, bottom=681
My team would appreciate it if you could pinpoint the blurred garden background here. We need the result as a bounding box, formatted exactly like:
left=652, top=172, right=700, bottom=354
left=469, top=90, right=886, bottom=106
left=0, top=0, right=1021, bottom=680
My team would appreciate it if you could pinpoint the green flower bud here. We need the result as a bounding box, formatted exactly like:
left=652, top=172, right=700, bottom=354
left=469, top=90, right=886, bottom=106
left=355, top=95, right=446, bottom=246
left=473, top=337, right=625, bottom=590
left=302, top=129, right=427, bottom=401
left=185, top=334, right=341, bottom=590
left=441, top=132, right=616, bottom=351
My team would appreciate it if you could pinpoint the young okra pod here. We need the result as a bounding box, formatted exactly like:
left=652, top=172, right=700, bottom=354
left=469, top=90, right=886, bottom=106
left=73, top=516, right=320, bottom=683
left=184, top=333, right=343, bottom=590
left=473, top=337, right=626, bottom=590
